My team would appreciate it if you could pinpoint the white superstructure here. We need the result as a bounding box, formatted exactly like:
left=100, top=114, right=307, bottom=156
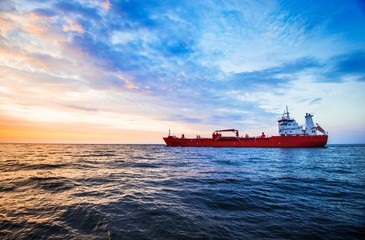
left=277, top=106, right=325, bottom=136
left=278, top=106, right=302, bottom=136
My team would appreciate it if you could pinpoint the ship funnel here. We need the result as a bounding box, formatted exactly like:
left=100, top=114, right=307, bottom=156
left=305, top=113, right=316, bottom=135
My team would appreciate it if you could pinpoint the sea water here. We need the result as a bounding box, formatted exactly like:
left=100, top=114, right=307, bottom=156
left=0, top=144, right=364, bottom=239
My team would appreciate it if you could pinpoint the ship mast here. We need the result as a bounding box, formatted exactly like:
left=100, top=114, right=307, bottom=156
left=285, top=105, right=290, bottom=119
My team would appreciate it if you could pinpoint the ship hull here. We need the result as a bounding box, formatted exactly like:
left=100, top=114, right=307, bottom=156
left=163, top=135, right=328, bottom=148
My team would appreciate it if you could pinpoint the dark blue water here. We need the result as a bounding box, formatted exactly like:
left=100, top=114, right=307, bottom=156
left=0, top=144, right=364, bottom=239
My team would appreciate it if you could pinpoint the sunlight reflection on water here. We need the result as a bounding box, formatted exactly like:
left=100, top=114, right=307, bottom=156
left=0, top=144, right=364, bottom=239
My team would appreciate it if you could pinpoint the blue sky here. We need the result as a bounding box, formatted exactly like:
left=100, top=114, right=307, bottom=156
left=0, top=0, right=365, bottom=143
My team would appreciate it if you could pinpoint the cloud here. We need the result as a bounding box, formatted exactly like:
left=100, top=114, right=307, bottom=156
left=0, top=16, right=13, bottom=32
left=0, top=0, right=15, bottom=12
left=309, top=97, right=322, bottom=105
left=63, top=19, right=84, bottom=33
left=335, top=51, right=365, bottom=74
left=1, top=0, right=365, bottom=143
left=320, top=50, right=365, bottom=82
left=63, top=104, right=99, bottom=112
left=173, top=115, right=201, bottom=124
left=55, top=2, right=101, bottom=21
left=225, top=50, right=365, bottom=85
left=103, top=0, right=111, bottom=11
left=228, top=57, right=321, bottom=89
left=31, top=8, right=56, bottom=18
left=330, top=50, right=365, bottom=81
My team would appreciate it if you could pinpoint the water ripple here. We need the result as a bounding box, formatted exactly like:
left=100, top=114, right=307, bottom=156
left=0, top=144, right=364, bottom=239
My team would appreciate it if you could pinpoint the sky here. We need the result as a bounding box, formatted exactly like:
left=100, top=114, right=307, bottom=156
left=0, top=0, right=365, bottom=144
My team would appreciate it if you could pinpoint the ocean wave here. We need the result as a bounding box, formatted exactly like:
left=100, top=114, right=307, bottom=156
left=1, top=144, right=364, bottom=239
left=26, top=176, right=76, bottom=193
left=60, top=204, right=111, bottom=239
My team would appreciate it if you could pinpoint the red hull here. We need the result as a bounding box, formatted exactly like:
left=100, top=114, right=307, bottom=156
left=163, top=135, right=328, bottom=148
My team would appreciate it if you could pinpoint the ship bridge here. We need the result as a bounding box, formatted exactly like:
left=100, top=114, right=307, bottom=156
left=278, top=107, right=303, bottom=136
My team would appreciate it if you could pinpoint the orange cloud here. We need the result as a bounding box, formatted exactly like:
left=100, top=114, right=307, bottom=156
left=102, top=0, right=112, bottom=11
left=0, top=16, right=12, bottom=33
left=0, top=46, right=62, bottom=78
left=29, top=12, right=42, bottom=20
left=63, top=19, right=84, bottom=33
left=29, top=10, right=55, bottom=22
left=24, top=22, right=46, bottom=35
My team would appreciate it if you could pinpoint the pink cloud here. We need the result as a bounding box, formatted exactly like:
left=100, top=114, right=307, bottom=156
left=0, top=16, right=12, bottom=33
left=63, top=19, right=84, bottom=33
left=102, top=0, right=112, bottom=11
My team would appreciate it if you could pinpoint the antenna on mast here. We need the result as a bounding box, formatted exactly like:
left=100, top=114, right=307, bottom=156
left=283, top=105, right=290, bottom=119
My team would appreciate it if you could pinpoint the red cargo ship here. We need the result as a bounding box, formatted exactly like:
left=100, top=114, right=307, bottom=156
left=163, top=107, right=328, bottom=148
